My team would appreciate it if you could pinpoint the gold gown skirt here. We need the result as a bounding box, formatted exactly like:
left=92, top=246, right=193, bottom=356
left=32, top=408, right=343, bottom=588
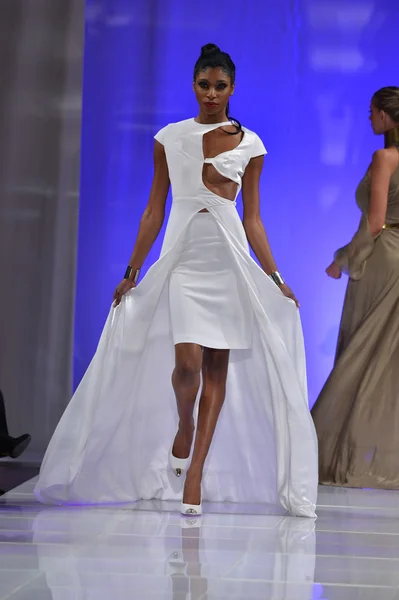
left=312, top=228, right=399, bottom=489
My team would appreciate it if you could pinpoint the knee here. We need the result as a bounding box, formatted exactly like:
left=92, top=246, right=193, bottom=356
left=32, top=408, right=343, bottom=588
left=174, top=359, right=201, bottom=386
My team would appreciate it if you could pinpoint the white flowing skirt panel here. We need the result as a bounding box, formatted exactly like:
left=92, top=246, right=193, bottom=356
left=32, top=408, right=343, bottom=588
left=169, top=212, right=253, bottom=348
left=34, top=193, right=318, bottom=518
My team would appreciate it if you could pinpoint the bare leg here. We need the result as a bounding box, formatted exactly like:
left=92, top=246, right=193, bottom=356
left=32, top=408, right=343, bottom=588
left=171, top=343, right=202, bottom=459
left=183, top=348, right=230, bottom=505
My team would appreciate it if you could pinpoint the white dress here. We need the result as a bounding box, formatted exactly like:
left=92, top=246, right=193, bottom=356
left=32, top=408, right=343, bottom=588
left=169, top=212, right=253, bottom=348
left=34, top=118, right=318, bottom=518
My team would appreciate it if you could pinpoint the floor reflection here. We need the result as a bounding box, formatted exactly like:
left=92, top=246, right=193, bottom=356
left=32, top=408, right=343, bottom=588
left=167, top=518, right=207, bottom=600
left=28, top=508, right=315, bottom=599
left=3, top=481, right=399, bottom=599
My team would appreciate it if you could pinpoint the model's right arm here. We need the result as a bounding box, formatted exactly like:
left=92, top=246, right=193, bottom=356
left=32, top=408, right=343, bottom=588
left=113, top=140, right=170, bottom=306
left=126, top=141, right=170, bottom=269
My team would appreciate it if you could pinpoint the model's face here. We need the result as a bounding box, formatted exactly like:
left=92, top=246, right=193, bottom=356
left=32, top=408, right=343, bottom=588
left=193, top=67, right=234, bottom=118
left=369, top=101, right=394, bottom=135
left=369, top=102, right=383, bottom=134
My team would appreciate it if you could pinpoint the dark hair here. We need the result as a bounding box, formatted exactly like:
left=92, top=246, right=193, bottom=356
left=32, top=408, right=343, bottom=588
left=373, top=86, right=399, bottom=123
left=194, top=43, right=242, bottom=134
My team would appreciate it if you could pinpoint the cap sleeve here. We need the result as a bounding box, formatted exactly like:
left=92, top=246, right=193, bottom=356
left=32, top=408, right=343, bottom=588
left=154, top=124, right=169, bottom=146
left=250, top=133, right=267, bottom=158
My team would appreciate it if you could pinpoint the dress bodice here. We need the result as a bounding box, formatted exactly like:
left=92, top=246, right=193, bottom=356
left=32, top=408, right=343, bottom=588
left=154, top=118, right=267, bottom=201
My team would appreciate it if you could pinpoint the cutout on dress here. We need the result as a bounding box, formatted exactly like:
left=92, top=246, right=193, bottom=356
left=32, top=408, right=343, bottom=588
left=199, top=126, right=244, bottom=211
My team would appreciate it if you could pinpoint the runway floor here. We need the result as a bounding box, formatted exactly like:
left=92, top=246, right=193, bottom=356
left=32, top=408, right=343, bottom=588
left=1, top=479, right=399, bottom=599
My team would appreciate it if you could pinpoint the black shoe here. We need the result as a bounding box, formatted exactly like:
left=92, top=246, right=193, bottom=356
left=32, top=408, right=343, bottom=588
left=0, top=434, right=31, bottom=459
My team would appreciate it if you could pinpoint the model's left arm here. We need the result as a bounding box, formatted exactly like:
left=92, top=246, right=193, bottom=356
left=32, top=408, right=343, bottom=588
left=242, top=155, right=299, bottom=307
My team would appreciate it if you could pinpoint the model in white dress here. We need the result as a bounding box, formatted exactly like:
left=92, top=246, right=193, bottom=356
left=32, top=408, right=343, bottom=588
left=34, top=44, right=318, bottom=518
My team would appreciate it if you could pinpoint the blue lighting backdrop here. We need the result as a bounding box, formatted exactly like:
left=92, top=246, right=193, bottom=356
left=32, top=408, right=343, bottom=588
left=75, top=0, right=399, bottom=406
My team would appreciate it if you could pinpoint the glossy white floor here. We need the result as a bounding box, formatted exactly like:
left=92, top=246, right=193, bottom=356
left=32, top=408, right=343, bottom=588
left=1, top=479, right=399, bottom=599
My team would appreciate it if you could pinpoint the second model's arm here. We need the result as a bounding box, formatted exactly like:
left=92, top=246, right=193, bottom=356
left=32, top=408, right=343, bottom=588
left=368, top=147, right=399, bottom=235
left=328, top=146, right=399, bottom=280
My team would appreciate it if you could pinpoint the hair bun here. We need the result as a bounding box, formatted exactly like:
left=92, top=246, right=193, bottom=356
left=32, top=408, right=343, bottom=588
left=200, top=43, right=220, bottom=57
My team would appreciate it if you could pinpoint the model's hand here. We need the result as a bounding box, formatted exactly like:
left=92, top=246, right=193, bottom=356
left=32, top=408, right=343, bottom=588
left=280, top=283, right=300, bottom=308
left=326, top=262, right=342, bottom=279
left=113, top=279, right=136, bottom=307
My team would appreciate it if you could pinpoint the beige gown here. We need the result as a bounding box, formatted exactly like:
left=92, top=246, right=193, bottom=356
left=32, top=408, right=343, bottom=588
left=312, top=150, right=399, bottom=488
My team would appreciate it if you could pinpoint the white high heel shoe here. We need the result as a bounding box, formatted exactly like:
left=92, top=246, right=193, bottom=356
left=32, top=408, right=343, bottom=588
left=169, top=447, right=190, bottom=478
left=181, top=502, right=202, bottom=516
